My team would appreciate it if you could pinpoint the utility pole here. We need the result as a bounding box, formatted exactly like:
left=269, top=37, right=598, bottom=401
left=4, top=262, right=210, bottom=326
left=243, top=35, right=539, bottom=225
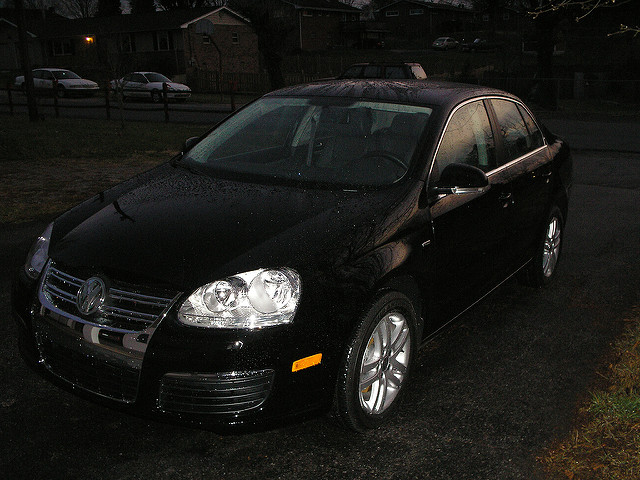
left=15, top=0, right=38, bottom=121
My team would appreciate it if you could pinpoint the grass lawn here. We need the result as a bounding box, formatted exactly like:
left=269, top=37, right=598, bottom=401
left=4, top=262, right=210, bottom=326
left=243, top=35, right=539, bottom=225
left=542, top=307, right=640, bottom=479
left=0, top=115, right=210, bottom=223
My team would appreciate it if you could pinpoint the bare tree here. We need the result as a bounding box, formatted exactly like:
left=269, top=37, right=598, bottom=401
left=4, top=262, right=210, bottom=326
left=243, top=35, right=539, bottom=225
left=156, top=0, right=217, bottom=9
left=228, top=0, right=295, bottom=90
left=14, top=0, right=38, bottom=121
left=58, top=0, right=98, bottom=18
left=96, top=0, right=121, bottom=16
left=130, top=0, right=155, bottom=14
left=530, top=0, right=639, bottom=36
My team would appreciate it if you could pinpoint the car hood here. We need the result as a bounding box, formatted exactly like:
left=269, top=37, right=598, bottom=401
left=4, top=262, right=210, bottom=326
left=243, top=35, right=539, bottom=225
left=49, top=163, right=422, bottom=291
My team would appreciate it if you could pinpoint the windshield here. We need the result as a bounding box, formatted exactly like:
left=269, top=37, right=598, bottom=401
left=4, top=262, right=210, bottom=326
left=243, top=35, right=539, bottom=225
left=145, top=73, right=171, bottom=83
left=52, top=70, right=81, bottom=80
left=182, top=97, right=432, bottom=187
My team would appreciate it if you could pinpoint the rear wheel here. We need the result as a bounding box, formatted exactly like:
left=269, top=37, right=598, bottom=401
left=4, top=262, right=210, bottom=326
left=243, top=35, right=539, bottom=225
left=335, top=291, right=417, bottom=431
left=520, top=205, right=564, bottom=287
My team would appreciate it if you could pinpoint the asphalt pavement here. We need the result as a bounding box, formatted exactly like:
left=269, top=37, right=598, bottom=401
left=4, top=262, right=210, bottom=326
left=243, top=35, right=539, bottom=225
left=0, top=115, right=639, bottom=479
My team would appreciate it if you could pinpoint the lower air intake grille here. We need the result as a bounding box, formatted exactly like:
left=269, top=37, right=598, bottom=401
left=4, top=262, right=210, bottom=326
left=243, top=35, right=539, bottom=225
left=158, top=370, right=275, bottom=415
left=39, top=336, right=139, bottom=403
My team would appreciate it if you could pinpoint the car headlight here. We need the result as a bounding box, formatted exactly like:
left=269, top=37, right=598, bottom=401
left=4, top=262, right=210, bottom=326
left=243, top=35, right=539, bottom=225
left=24, top=222, right=53, bottom=280
left=178, top=268, right=301, bottom=329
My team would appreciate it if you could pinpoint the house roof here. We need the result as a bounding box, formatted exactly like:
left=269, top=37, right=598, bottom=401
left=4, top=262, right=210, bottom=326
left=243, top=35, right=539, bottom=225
left=0, top=7, right=65, bottom=36
left=376, top=0, right=474, bottom=12
left=40, top=7, right=249, bottom=39
left=281, top=0, right=361, bottom=13
left=180, top=7, right=250, bottom=28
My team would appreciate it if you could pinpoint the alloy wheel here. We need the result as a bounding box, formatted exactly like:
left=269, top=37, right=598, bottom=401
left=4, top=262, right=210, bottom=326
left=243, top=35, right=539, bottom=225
left=358, top=312, right=411, bottom=414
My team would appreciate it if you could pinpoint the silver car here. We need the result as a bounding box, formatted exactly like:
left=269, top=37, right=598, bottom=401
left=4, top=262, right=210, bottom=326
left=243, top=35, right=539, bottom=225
left=15, top=68, right=99, bottom=97
left=111, top=72, right=191, bottom=103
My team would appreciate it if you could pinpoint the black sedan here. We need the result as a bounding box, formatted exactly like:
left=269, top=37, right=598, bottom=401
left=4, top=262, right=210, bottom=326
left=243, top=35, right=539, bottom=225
left=12, top=80, right=572, bottom=432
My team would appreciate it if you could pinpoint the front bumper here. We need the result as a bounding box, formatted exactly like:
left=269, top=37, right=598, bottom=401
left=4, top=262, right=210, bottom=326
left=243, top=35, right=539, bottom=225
left=12, top=265, right=339, bottom=432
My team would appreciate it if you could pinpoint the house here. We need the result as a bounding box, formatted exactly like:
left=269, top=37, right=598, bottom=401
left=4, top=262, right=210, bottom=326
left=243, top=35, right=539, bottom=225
left=275, top=0, right=362, bottom=51
left=0, top=8, right=63, bottom=71
left=374, top=0, right=474, bottom=45
left=1, top=7, right=259, bottom=84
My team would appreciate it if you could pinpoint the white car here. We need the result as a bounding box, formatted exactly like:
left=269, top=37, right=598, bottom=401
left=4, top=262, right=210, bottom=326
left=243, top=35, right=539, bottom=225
left=111, top=72, right=191, bottom=102
left=15, top=68, right=99, bottom=97
left=432, top=36, right=459, bottom=50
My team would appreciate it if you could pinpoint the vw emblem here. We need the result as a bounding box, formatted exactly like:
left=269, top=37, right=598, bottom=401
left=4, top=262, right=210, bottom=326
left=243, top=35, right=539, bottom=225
left=76, top=277, right=106, bottom=315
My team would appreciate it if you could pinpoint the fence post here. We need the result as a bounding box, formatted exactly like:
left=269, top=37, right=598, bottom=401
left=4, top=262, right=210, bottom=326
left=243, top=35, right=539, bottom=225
left=162, top=82, right=169, bottom=123
left=229, top=80, right=236, bottom=112
left=7, top=82, right=13, bottom=115
left=105, top=83, right=111, bottom=120
left=53, top=79, right=60, bottom=118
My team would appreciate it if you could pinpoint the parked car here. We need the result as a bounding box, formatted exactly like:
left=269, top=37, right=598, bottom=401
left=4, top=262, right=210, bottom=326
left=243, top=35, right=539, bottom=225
left=461, top=38, right=502, bottom=52
left=110, top=72, right=191, bottom=102
left=338, top=62, right=427, bottom=79
left=13, top=79, right=571, bottom=432
left=432, top=36, right=458, bottom=50
left=14, top=68, right=99, bottom=97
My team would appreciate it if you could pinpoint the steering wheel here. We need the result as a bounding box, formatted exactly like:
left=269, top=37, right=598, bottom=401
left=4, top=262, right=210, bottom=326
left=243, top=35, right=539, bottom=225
left=358, top=150, right=406, bottom=169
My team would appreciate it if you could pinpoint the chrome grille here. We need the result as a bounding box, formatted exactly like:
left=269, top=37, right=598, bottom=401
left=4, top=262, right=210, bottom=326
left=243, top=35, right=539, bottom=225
left=41, top=262, right=180, bottom=332
left=158, top=370, right=275, bottom=415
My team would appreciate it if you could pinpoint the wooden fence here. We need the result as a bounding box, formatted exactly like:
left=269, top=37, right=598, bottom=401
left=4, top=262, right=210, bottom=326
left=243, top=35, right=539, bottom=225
left=187, top=69, right=325, bottom=94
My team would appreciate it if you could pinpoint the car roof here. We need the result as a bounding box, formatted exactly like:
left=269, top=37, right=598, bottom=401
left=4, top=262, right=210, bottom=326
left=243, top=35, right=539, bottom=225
left=266, top=79, right=517, bottom=111
left=36, top=68, right=71, bottom=71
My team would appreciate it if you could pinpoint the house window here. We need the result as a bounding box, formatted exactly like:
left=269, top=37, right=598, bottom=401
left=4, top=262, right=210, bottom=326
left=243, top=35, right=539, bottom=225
left=503, top=13, right=510, bottom=20
left=483, top=14, right=490, bottom=22
left=409, top=9, right=424, bottom=15
left=51, top=39, right=73, bottom=56
left=156, top=31, right=171, bottom=51
left=120, top=33, right=135, bottom=52
left=203, top=34, right=210, bottom=44
left=232, top=32, right=239, bottom=44
left=385, top=10, right=399, bottom=17
left=302, top=10, right=312, bottom=17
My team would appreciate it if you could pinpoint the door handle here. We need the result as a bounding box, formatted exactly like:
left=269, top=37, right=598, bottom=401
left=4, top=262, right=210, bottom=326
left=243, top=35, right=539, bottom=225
left=499, top=191, right=513, bottom=208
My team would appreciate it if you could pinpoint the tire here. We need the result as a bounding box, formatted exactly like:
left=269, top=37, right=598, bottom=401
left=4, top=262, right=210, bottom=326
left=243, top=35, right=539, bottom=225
left=151, top=90, right=161, bottom=103
left=56, top=85, right=65, bottom=98
left=520, top=205, right=564, bottom=287
left=335, top=291, right=417, bottom=431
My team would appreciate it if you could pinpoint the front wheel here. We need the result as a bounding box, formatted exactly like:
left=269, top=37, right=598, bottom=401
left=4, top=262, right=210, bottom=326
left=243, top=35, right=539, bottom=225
left=151, top=90, right=161, bottom=103
left=520, top=206, right=564, bottom=287
left=56, top=85, right=66, bottom=98
left=335, top=291, right=417, bottom=431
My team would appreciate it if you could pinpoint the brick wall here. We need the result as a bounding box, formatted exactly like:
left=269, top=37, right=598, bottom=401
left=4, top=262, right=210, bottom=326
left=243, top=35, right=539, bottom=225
left=184, top=23, right=259, bottom=74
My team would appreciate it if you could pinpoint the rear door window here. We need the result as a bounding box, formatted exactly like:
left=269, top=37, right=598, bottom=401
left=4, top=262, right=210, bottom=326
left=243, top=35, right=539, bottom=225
left=362, top=66, right=382, bottom=78
left=517, top=104, right=545, bottom=150
left=384, top=66, right=406, bottom=79
left=491, top=99, right=543, bottom=165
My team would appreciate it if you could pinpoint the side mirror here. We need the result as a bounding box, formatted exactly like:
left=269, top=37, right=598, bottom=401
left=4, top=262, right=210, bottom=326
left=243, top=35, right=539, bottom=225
left=182, top=136, right=199, bottom=153
left=430, top=163, right=489, bottom=196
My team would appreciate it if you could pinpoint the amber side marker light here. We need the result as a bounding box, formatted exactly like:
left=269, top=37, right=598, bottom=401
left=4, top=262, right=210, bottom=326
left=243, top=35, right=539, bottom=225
left=292, top=353, right=322, bottom=372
